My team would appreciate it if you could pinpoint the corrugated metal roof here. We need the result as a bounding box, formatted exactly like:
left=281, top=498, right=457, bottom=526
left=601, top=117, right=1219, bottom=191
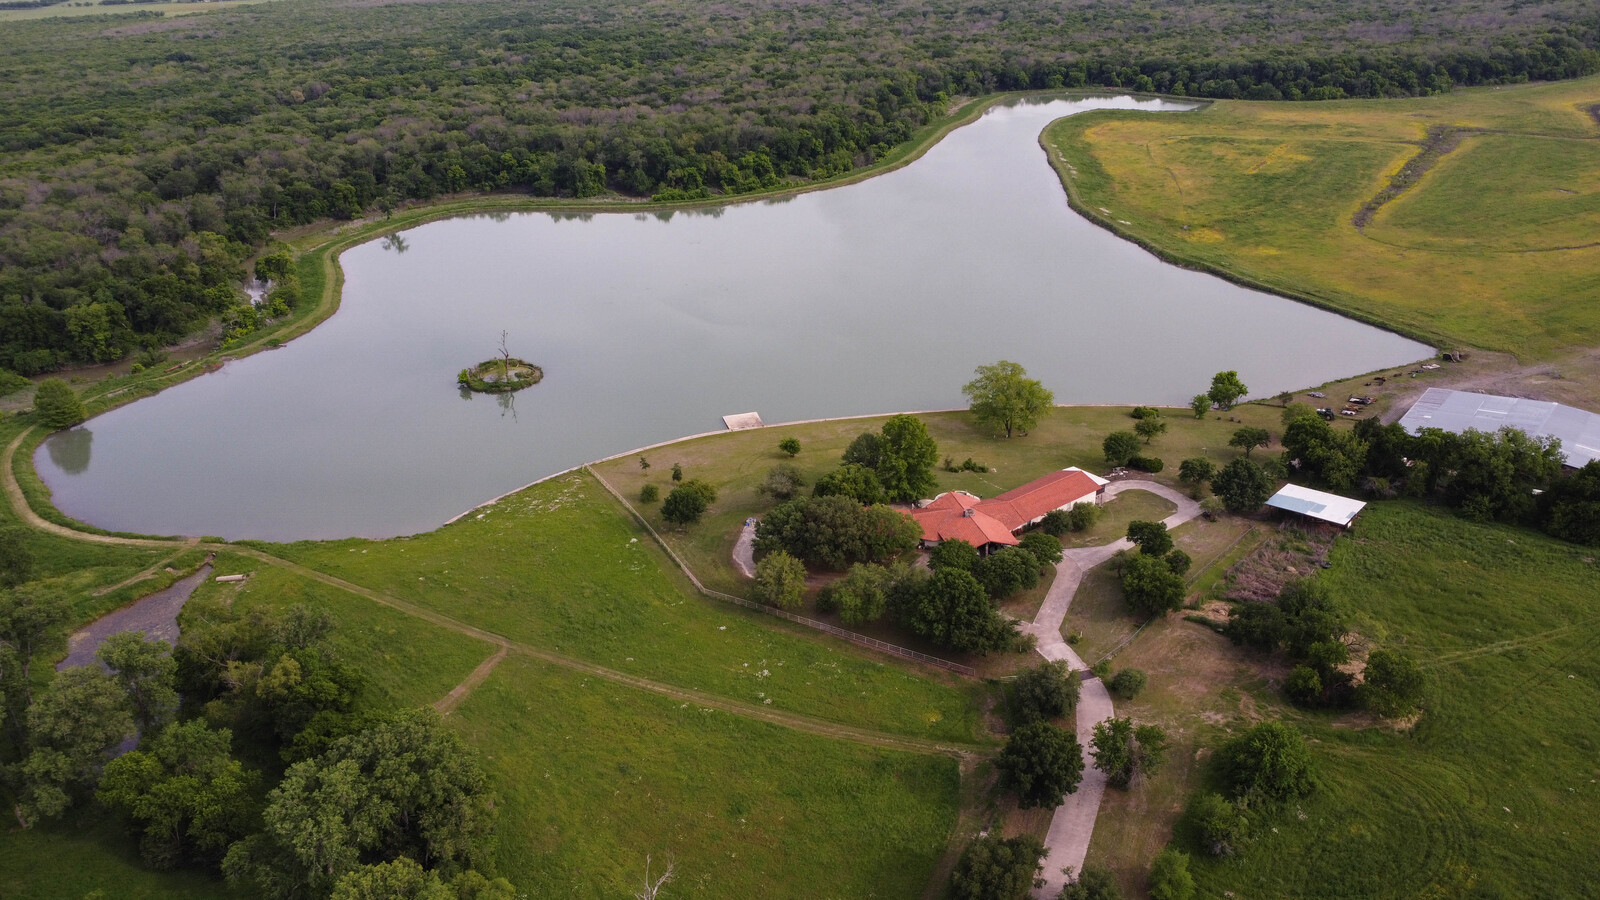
left=1265, top=484, right=1366, bottom=527
left=1397, top=388, right=1600, bottom=468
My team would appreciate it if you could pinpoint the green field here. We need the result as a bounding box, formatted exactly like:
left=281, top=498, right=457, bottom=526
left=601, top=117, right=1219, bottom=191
left=0, top=0, right=282, bottom=22
left=1045, top=77, right=1600, bottom=358
left=453, top=654, right=959, bottom=900
left=270, top=472, right=985, bottom=745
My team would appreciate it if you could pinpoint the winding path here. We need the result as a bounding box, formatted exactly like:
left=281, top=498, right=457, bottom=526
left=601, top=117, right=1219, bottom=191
left=1018, top=480, right=1200, bottom=897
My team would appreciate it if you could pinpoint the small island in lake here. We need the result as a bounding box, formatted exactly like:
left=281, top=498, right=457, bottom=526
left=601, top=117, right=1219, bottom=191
left=459, top=357, right=543, bottom=393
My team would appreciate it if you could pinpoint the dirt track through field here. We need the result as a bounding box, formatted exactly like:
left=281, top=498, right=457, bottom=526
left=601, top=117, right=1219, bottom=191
left=6, top=429, right=983, bottom=759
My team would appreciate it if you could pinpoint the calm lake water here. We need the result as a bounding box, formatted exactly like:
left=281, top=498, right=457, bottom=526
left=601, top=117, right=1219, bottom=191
left=40, top=95, right=1430, bottom=541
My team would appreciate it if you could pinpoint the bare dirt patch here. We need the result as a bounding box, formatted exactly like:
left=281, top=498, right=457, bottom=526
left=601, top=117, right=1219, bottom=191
left=1221, top=524, right=1337, bottom=604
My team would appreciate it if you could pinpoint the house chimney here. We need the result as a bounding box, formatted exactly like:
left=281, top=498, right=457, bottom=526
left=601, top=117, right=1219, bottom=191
left=963, top=508, right=975, bottom=517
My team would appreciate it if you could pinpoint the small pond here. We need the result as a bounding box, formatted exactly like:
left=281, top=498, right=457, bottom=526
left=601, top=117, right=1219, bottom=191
left=38, top=95, right=1430, bottom=541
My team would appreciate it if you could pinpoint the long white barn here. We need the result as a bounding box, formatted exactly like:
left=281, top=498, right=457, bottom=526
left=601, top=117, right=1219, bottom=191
left=1397, top=388, right=1600, bottom=469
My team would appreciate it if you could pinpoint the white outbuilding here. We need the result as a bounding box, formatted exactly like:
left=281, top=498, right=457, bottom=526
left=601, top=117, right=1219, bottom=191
left=1264, top=484, right=1367, bottom=529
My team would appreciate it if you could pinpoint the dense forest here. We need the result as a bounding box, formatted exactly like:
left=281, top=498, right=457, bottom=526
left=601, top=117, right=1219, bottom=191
left=0, top=0, right=1596, bottom=371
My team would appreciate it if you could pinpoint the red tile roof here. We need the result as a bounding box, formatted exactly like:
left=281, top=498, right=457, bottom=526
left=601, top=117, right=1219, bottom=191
left=910, top=492, right=1020, bottom=548
left=978, top=469, right=1102, bottom=531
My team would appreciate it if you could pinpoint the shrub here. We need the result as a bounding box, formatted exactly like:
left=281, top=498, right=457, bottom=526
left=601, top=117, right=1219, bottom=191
left=1178, top=457, right=1215, bottom=485
left=1186, top=791, right=1248, bottom=857
left=1361, top=649, right=1424, bottom=717
left=1148, top=849, right=1195, bottom=900
left=1217, top=721, right=1315, bottom=803
left=1067, top=503, right=1100, bottom=531
left=758, top=463, right=805, bottom=501
left=777, top=437, right=801, bottom=457
left=1040, top=509, right=1072, bottom=535
left=949, top=832, right=1045, bottom=900
left=639, top=484, right=659, bottom=503
left=1129, top=456, right=1164, bottom=473
left=33, top=378, right=87, bottom=429
left=812, top=463, right=885, bottom=505
left=816, top=563, right=896, bottom=625
left=1126, top=520, right=1173, bottom=556
left=1060, top=865, right=1123, bottom=900
left=1130, top=405, right=1160, bottom=419
left=0, top=370, right=31, bottom=397
left=661, top=479, right=717, bottom=525
left=1019, top=531, right=1063, bottom=566
left=1225, top=602, right=1285, bottom=653
left=1109, top=668, right=1147, bottom=700
left=1011, top=660, right=1079, bottom=724
left=1285, top=665, right=1323, bottom=706
left=752, top=550, right=806, bottom=609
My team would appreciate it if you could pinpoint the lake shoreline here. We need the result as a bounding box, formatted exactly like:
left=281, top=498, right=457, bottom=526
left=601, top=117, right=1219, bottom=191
left=27, top=91, right=1433, bottom=542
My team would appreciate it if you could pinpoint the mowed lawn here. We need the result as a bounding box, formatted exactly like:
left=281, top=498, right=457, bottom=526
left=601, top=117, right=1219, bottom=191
left=591, top=404, right=1285, bottom=597
left=453, top=653, right=959, bottom=900
left=1082, top=501, right=1600, bottom=897
left=269, top=472, right=985, bottom=744
left=1044, top=76, right=1600, bottom=357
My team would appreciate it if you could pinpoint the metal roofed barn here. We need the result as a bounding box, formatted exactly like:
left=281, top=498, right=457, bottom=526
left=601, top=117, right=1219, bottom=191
left=1397, top=388, right=1600, bottom=468
left=1265, top=484, right=1367, bottom=529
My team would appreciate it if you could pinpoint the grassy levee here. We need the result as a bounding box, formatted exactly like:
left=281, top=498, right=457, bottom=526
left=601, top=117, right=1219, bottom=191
left=1043, top=76, right=1600, bottom=358
left=269, top=471, right=987, bottom=745
left=453, top=653, right=959, bottom=899
left=1081, top=501, right=1600, bottom=897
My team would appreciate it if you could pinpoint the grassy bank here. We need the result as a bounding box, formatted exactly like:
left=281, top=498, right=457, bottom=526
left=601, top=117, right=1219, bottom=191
left=1044, top=76, right=1600, bottom=358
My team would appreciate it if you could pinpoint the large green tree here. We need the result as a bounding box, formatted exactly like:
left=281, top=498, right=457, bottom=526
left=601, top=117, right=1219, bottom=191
left=223, top=710, right=497, bottom=898
left=996, top=720, right=1084, bottom=809
left=32, top=379, right=88, bottom=429
left=751, top=550, right=806, bottom=609
left=661, top=479, right=718, bottom=525
left=1120, top=553, right=1185, bottom=617
left=1009, top=660, right=1079, bottom=725
left=1207, top=371, right=1249, bottom=410
left=963, top=360, right=1054, bottom=439
left=894, top=568, right=1014, bottom=654
left=876, top=414, right=940, bottom=502
left=97, top=632, right=179, bottom=734
left=97, top=719, right=259, bottom=869
left=17, top=666, right=135, bottom=824
left=1211, top=457, right=1274, bottom=513
left=0, top=583, right=70, bottom=710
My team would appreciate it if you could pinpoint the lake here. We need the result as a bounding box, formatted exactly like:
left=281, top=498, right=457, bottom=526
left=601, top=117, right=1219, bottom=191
left=39, top=95, right=1431, bottom=541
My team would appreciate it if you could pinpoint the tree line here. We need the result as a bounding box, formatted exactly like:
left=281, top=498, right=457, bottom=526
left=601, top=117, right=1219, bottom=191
left=0, top=0, right=1596, bottom=371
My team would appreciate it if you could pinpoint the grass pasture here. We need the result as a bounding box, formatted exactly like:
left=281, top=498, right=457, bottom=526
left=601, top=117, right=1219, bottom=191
left=453, top=653, right=959, bottom=900
left=1045, top=77, right=1600, bottom=358
left=270, top=472, right=986, bottom=745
